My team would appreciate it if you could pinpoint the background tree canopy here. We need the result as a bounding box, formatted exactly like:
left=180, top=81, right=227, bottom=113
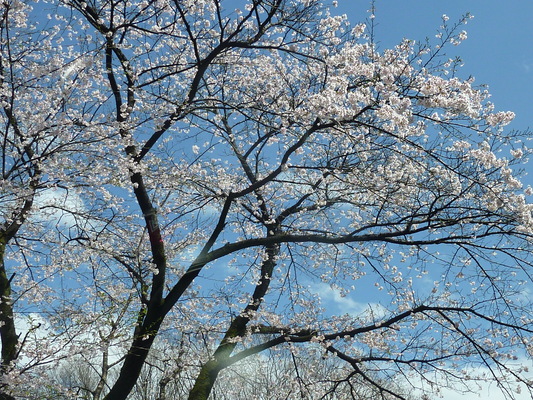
left=0, top=0, right=532, bottom=399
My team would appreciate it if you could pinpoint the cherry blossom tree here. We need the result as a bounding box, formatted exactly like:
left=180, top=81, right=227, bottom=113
left=1, top=0, right=533, bottom=399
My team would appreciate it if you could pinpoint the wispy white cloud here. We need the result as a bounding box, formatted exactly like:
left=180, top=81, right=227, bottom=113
left=438, top=378, right=532, bottom=400
left=312, top=282, right=387, bottom=319
left=33, top=188, right=85, bottom=228
left=408, top=360, right=533, bottom=400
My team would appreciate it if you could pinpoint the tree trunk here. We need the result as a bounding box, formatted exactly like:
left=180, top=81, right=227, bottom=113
left=103, top=325, right=159, bottom=400
left=0, top=238, right=17, bottom=400
left=188, top=242, right=280, bottom=400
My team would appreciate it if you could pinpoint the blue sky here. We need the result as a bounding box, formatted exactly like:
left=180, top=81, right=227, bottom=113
left=337, top=1, right=533, bottom=133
